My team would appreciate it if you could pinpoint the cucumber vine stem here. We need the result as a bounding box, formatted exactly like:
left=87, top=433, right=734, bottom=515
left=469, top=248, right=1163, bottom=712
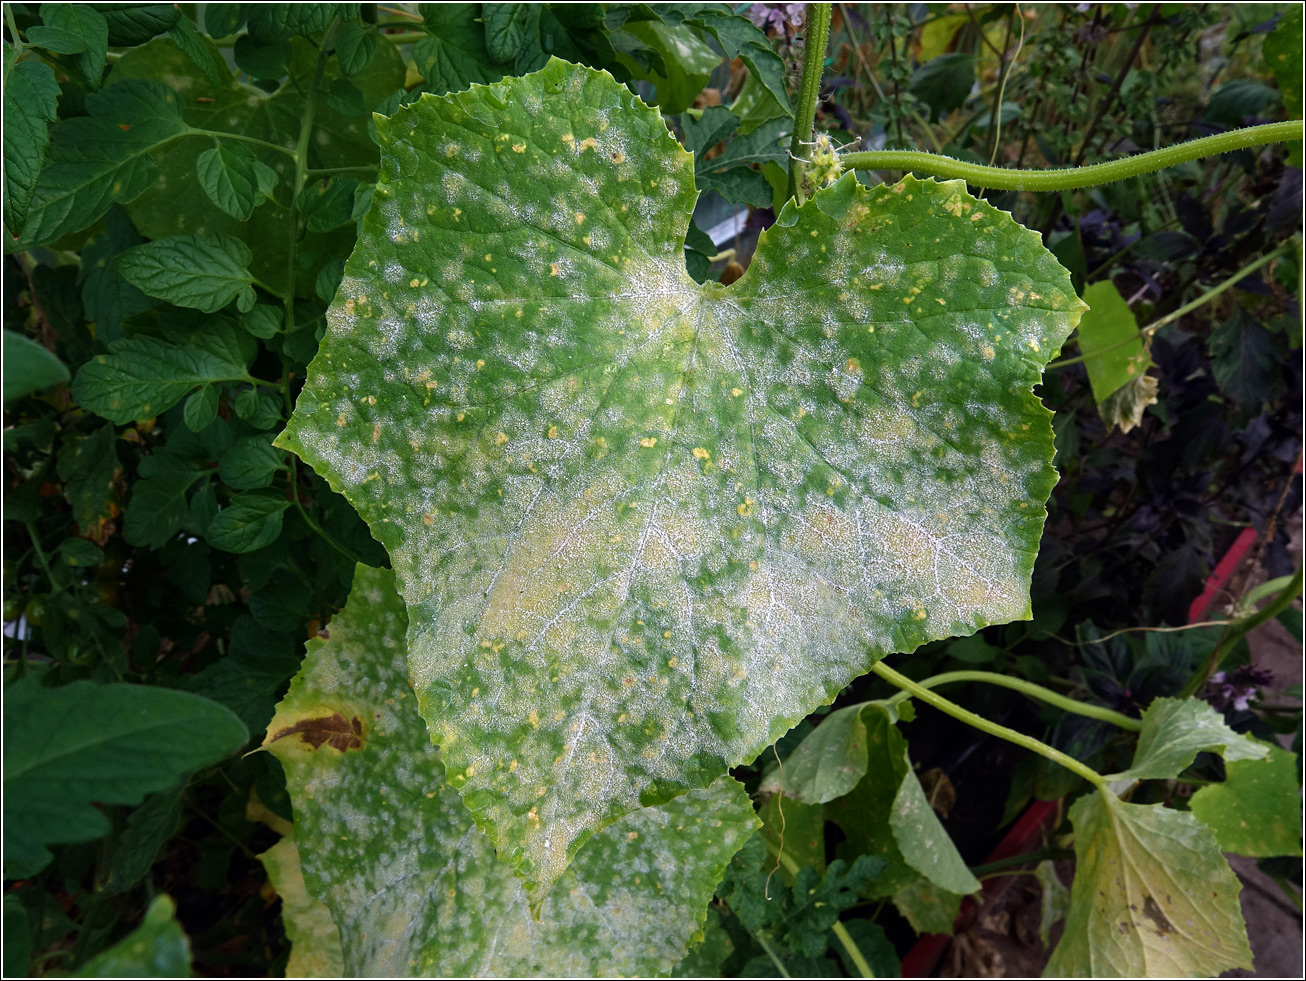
left=885, top=670, right=1142, bottom=731
left=787, top=2, right=832, bottom=202
left=871, top=661, right=1111, bottom=792
left=841, top=120, right=1302, bottom=190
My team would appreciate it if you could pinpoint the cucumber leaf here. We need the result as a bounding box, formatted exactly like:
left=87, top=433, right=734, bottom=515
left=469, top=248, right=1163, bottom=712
left=264, top=564, right=758, bottom=973
left=278, top=59, right=1084, bottom=900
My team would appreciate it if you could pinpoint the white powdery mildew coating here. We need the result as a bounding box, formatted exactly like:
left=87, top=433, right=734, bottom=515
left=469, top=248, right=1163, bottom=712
left=265, top=565, right=758, bottom=978
left=277, top=61, right=1084, bottom=898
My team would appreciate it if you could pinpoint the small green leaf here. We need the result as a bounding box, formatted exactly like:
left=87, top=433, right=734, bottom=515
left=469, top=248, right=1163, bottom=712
left=946, top=633, right=1001, bottom=664
left=1046, top=790, right=1252, bottom=977
left=258, top=837, right=345, bottom=977
left=482, top=3, right=536, bottom=64
left=57, top=423, right=120, bottom=538
left=124, top=451, right=203, bottom=549
left=30, top=4, right=109, bottom=86
left=1034, top=860, right=1070, bottom=948
left=101, top=788, right=184, bottom=896
left=3, top=330, right=69, bottom=403
left=1107, top=697, right=1268, bottom=784
left=314, top=257, right=345, bottom=302
left=245, top=4, right=337, bottom=42
left=2, top=57, right=61, bottom=238
left=219, top=434, right=287, bottom=490
left=233, top=34, right=293, bottom=80
left=299, top=178, right=359, bottom=233
left=1077, top=281, right=1157, bottom=433
left=90, top=3, right=181, bottom=46
left=280, top=61, right=1083, bottom=899
left=59, top=537, right=104, bottom=567
left=682, top=105, right=741, bottom=159
left=758, top=703, right=868, bottom=803
left=672, top=8, right=792, bottom=114
left=197, top=143, right=260, bottom=220
left=3, top=679, right=246, bottom=876
left=234, top=388, right=282, bottom=430
left=73, top=322, right=254, bottom=424
left=74, top=895, right=191, bottom=978
left=184, top=615, right=302, bottom=734
left=1189, top=744, right=1303, bottom=857
left=202, top=4, right=246, bottom=39
left=326, top=78, right=368, bottom=117
left=183, top=384, right=220, bottom=432
left=167, top=15, right=223, bottom=85
left=118, top=233, right=257, bottom=313
left=243, top=303, right=283, bottom=340
left=264, top=564, right=760, bottom=973
left=335, top=21, right=379, bottom=75
left=205, top=489, right=291, bottom=553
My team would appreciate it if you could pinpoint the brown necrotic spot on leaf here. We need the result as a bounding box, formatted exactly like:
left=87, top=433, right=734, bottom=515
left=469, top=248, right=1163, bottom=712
left=272, top=713, right=364, bottom=751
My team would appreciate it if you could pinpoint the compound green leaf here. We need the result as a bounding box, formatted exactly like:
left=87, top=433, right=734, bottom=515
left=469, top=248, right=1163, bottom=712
left=75, top=895, right=190, bottom=978
left=1107, top=696, right=1268, bottom=784
left=118, top=233, right=257, bottom=313
left=90, top=3, right=181, bottom=46
left=278, top=60, right=1082, bottom=900
left=245, top=4, right=337, bottom=42
left=183, top=384, right=220, bottom=432
left=124, top=451, right=204, bottom=549
left=415, top=3, right=504, bottom=94
left=168, top=15, right=223, bottom=85
left=73, top=321, right=255, bottom=424
left=2, top=55, right=61, bottom=238
left=219, top=434, right=288, bottom=490
left=264, top=564, right=759, bottom=975
left=1045, top=790, right=1251, bottom=978
left=336, top=21, right=379, bottom=75
left=3, top=679, right=246, bottom=877
left=1189, top=744, right=1303, bottom=857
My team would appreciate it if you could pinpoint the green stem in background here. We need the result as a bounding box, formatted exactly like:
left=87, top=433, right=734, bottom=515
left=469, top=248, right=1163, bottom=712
left=1178, top=565, right=1303, bottom=699
left=787, top=2, right=833, bottom=202
left=841, top=120, right=1303, bottom=190
left=22, top=520, right=57, bottom=595
left=754, top=932, right=792, bottom=978
left=197, top=129, right=297, bottom=159
left=4, top=3, right=24, bottom=83
left=970, top=846, right=1075, bottom=878
left=886, top=669, right=1142, bottom=731
left=1048, top=239, right=1295, bottom=369
left=871, top=661, right=1111, bottom=792
left=764, top=838, right=874, bottom=978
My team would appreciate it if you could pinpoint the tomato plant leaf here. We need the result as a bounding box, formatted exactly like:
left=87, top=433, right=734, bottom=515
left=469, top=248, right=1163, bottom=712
left=2, top=679, right=246, bottom=877
left=3, top=330, right=69, bottom=403
left=265, top=564, right=759, bottom=973
left=1189, top=744, right=1304, bottom=857
left=117, top=233, right=257, bottom=313
left=278, top=60, right=1083, bottom=900
left=759, top=702, right=868, bottom=803
left=1046, top=790, right=1252, bottom=977
left=30, top=4, right=109, bottom=87
left=73, top=321, right=255, bottom=424
left=335, top=20, right=379, bottom=76
left=2, top=54, right=61, bottom=238
left=204, top=489, right=291, bottom=553
left=219, top=434, right=287, bottom=490
left=196, top=142, right=260, bottom=220
left=1107, top=696, right=1268, bottom=784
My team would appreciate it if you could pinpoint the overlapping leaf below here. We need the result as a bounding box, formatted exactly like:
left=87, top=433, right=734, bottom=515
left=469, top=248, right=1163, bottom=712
left=263, top=565, right=758, bottom=977
left=278, top=59, right=1083, bottom=899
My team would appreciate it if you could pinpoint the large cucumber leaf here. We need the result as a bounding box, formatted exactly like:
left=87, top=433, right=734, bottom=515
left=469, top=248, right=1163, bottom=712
left=278, top=59, right=1083, bottom=900
left=263, top=564, right=758, bottom=975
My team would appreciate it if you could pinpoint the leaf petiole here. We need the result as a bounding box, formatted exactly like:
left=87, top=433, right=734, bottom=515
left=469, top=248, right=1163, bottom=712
left=871, top=661, right=1112, bottom=792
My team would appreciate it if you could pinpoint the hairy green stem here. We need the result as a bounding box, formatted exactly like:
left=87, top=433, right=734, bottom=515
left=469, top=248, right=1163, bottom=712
left=871, top=661, right=1111, bottom=791
left=1048, top=239, right=1295, bottom=369
left=787, top=2, right=833, bottom=202
left=765, top=838, right=873, bottom=977
left=1178, top=565, right=1303, bottom=699
left=887, top=670, right=1142, bottom=731
left=842, top=120, right=1303, bottom=190
left=4, top=3, right=24, bottom=84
